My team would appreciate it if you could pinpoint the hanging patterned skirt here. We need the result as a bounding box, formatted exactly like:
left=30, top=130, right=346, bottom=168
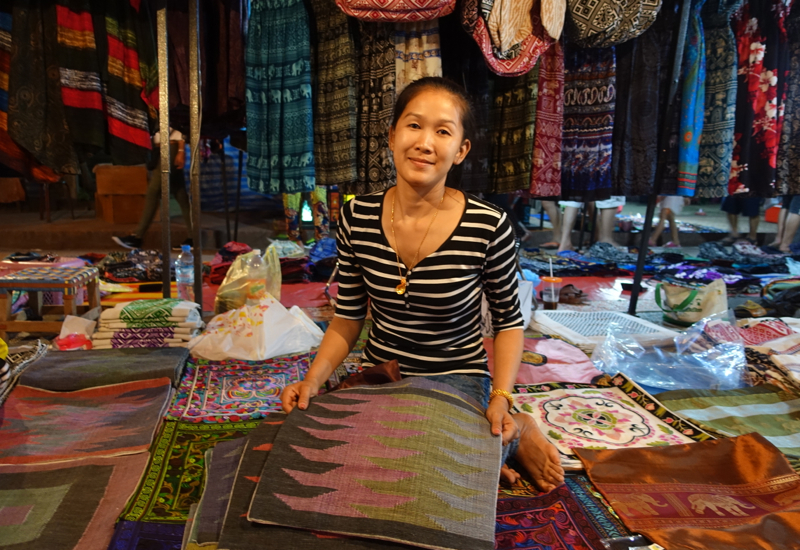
left=695, top=0, right=742, bottom=198
left=309, top=0, right=357, bottom=188
left=776, top=10, right=800, bottom=195
left=246, top=0, right=315, bottom=195
left=530, top=41, right=564, bottom=198
left=488, top=64, right=538, bottom=194
left=560, top=46, right=616, bottom=202
left=394, top=20, right=442, bottom=93
left=344, top=21, right=396, bottom=196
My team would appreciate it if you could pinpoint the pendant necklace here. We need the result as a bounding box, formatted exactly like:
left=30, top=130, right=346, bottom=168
left=390, top=189, right=446, bottom=295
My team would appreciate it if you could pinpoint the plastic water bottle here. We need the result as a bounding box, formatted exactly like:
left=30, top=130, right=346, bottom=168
left=175, top=245, right=195, bottom=301
left=245, top=250, right=267, bottom=304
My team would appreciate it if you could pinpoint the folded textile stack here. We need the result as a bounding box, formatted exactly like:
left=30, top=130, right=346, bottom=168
left=93, top=299, right=204, bottom=350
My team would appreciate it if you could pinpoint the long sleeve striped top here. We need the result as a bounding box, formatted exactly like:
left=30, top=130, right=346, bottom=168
left=334, top=190, right=524, bottom=377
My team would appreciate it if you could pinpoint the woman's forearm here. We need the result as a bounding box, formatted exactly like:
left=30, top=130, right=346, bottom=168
left=304, top=316, right=365, bottom=387
left=491, top=328, right=523, bottom=393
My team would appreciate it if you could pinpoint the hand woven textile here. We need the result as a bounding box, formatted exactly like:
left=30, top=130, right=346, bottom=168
left=247, top=378, right=501, bottom=550
left=100, top=299, right=201, bottom=322
left=17, top=348, right=189, bottom=390
left=0, top=340, right=47, bottom=407
left=563, top=475, right=631, bottom=539
left=0, top=378, right=172, bottom=465
left=165, top=353, right=310, bottom=422
left=657, top=384, right=800, bottom=461
left=120, top=420, right=259, bottom=523
left=106, top=521, right=186, bottom=550
left=487, top=336, right=602, bottom=384
left=576, top=433, right=800, bottom=550
left=512, top=374, right=713, bottom=469
left=0, top=453, right=149, bottom=550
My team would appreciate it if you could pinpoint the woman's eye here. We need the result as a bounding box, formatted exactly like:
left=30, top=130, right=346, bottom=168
left=409, top=123, right=420, bottom=129
left=438, top=129, right=451, bottom=136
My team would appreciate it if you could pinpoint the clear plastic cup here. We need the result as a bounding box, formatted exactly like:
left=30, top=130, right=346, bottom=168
left=540, top=276, right=562, bottom=310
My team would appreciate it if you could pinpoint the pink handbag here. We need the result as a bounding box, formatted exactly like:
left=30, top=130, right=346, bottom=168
left=335, top=0, right=455, bottom=22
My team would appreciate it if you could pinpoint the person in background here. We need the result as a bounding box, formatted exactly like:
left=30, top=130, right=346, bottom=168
left=649, top=195, right=687, bottom=248
left=768, top=195, right=800, bottom=253
left=113, top=129, right=193, bottom=250
left=557, top=196, right=625, bottom=252
left=720, top=194, right=762, bottom=246
left=540, top=200, right=561, bottom=249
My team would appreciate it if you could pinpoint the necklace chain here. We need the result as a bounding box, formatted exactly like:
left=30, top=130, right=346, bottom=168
left=390, top=189, right=446, bottom=295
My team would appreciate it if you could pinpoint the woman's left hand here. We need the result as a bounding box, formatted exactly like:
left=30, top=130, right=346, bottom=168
left=486, top=398, right=519, bottom=446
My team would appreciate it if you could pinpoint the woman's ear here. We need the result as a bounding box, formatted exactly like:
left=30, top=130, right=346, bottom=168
left=453, top=138, right=471, bottom=165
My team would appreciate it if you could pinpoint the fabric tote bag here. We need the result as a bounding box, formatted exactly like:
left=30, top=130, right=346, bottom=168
left=655, top=278, right=728, bottom=327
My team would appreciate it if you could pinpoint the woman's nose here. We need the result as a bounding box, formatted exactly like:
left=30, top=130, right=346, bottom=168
left=415, top=130, right=433, bottom=152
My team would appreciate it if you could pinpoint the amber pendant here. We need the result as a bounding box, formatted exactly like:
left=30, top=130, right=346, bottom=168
left=395, top=278, right=407, bottom=295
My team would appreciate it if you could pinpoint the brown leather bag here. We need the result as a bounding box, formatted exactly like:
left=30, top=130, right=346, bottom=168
left=331, top=359, right=402, bottom=391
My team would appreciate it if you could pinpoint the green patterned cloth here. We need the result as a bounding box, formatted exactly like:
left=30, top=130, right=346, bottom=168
left=120, top=421, right=259, bottom=523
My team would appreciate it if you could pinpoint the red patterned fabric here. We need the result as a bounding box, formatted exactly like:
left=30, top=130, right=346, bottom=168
left=530, top=41, right=564, bottom=197
left=335, top=0, right=454, bottom=21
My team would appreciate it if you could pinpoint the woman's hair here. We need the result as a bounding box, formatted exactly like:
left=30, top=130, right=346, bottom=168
left=390, top=77, right=476, bottom=188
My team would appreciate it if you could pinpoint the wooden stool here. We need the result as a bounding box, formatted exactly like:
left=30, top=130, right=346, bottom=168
left=0, top=266, right=100, bottom=341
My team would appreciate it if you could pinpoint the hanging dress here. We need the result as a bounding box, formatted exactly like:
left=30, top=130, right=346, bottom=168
left=245, top=0, right=316, bottom=195
left=394, top=20, right=442, bottom=93
left=530, top=40, right=564, bottom=198
left=728, top=0, right=787, bottom=197
left=777, top=7, right=800, bottom=195
left=560, top=46, right=616, bottom=202
left=309, top=0, right=358, bottom=188
left=676, top=0, right=707, bottom=197
left=487, top=63, right=538, bottom=193
left=695, top=0, right=743, bottom=199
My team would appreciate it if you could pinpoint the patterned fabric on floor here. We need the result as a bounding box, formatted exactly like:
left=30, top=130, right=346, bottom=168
left=165, top=353, right=310, bottom=422
left=0, top=378, right=171, bottom=465
left=0, top=453, right=149, bottom=550
left=486, top=336, right=602, bottom=384
left=512, top=374, right=713, bottom=469
left=0, top=340, right=47, bottom=407
left=120, top=420, right=259, bottom=523
left=564, top=475, right=631, bottom=539
left=18, top=348, right=189, bottom=391
left=495, top=482, right=607, bottom=549
left=247, top=378, right=501, bottom=550
left=107, top=521, right=186, bottom=550
left=745, top=347, right=800, bottom=395
left=576, top=433, right=800, bottom=550
left=657, top=384, right=800, bottom=460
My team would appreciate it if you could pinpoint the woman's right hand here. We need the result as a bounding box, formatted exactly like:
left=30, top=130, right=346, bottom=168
left=280, top=380, right=320, bottom=413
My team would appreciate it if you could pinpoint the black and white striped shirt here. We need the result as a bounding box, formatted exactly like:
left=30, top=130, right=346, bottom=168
left=335, top=190, right=523, bottom=377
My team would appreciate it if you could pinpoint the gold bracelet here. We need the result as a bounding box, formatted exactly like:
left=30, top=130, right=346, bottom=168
left=489, top=388, right=514, bottom=411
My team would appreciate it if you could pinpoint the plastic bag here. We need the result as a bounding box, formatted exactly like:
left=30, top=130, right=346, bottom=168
left=268, top=239, right=306, bottom=258
left=189, top=296, right=324, bottom=361
left=263, top=244, right=282, bottom=300
left=214, top=249, right=281, bottom=314
left=592, top=313, right=747, bottom=391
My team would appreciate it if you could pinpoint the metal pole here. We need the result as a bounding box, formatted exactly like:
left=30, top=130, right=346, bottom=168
left=234, top=149, right=243, bottom=241
left=188, top=0, right=203, bottom=308
left=628, top=0, right=692, bottom=315
left=220, top=145, right=231, bottom=242
left=156, top=6, right=171, bottom=298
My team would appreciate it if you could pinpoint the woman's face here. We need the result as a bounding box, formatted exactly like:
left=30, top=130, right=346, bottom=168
left=389, top=89, right=471, bottom=191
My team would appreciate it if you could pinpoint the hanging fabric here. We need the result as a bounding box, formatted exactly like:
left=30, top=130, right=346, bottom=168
left=335, top=0, right=455, bottom=22
left=0, top=4, right=60, bottom=182
left=283, top=186, right=329, bottom=242
left=777, top=7, right=800, bottom=195
left=394, top=20, right=442, bottom=94
left=566, top=0, right=662, bottom=49
left=309, top=0, right=358, bottom=188
left=695, top=0, right=743, bottom=199
left=346, top=21, right=396, bottom=196
left=611, top=0, right=679, bottom=196
left=676, top=0, right=707, bottom=197
left=8, top=0, right=80, bottom=175
left=560, top=46, right=616, bottom=202
left=540, top=0, right=567, bottom=40
left=530, top=40, right=564, bottom=198
left=728, top=0, right=790, bottom=197
left=245, top=0, right=316, bottom=195
left=439, top=12, right=491, bottom=192
left=488, top=64, right=539, bottom=193
left=462, top=0, right=553, bottom=77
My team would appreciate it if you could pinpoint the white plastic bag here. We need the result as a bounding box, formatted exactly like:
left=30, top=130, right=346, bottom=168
left=189, top=295, right=323, bottom=361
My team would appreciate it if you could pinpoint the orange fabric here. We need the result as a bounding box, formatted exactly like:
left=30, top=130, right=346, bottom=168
left=576, top=433, right=800, bottom=550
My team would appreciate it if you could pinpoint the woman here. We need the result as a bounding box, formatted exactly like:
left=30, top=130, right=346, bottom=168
left=281, top=77, right=564, bottom=492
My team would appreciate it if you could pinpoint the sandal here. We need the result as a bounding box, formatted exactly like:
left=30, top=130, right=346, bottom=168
left=558, top=284, right=588, bottom=305
left=539, top=241, right=559, bottom=249
left=734, top=300, right=768, bottom=318
left=720, top=235, right=738, bottom=246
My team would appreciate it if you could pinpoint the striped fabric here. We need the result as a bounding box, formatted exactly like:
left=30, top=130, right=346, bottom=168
left=335, top=191, right=523, bottom=376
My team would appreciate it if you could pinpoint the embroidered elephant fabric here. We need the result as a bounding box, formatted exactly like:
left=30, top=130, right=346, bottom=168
left=575, top=433, right=800, bottom=549
left=513, top=377, right=711, bottom=469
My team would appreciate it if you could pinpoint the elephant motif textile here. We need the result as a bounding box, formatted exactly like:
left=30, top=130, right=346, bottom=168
left=576, top=433, right=800, bottom=550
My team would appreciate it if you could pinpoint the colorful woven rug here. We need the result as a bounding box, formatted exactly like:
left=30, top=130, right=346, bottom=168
left=576, top=433, right=800, bottom=550
left=512, top=374, right=714, bottom=469
left=107, top=521, right=186, bottom=550
left=165, top=353, right=311, bottom=422
left=0, top=453, right=149, bottom=550
left=0, top=378, right=172, bottom=465
left=564, top=475, right=630, bottom=540
left=18, top=348, right=189, bottom=391
left=120, top=420, right=259, bottom=523
left=247, top=378, right=501, bottom=550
